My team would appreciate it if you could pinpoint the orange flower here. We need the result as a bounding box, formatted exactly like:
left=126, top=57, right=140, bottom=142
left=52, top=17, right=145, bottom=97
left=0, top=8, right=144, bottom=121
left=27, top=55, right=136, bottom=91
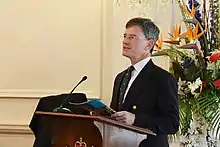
left=213, top=79, right=220, bottom=88
left=186, top=24, right=205, bottom=42
left=163, top=24, right=187, bottom=44
left=182, top=0, right=195, bottom=18
left=172, top=24, right=181, bottom=40
left=209, top=51, right=220, bottom=62
left=156, top=35, right=163, bottom=50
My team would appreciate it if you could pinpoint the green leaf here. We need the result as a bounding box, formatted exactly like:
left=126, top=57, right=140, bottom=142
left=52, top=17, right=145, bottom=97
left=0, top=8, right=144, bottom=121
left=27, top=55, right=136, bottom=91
left=179, top=100, right=193, bottom=135
left=183, top=19, right=197, bottom=25
left=152, top=48, right=187, bottom=62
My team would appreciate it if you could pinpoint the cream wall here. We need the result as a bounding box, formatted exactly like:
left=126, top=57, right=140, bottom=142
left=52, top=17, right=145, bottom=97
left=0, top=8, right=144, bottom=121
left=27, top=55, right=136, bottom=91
left=0, top=0, right=177, bottom=147
left=0, top=0, right=103, bottom=98
left=0, top=0, right=104, bottom=146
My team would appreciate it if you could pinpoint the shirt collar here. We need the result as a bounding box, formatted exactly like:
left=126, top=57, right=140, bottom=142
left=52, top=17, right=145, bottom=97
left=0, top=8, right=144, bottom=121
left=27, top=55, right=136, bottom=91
left=132, top=57, right=151, bottom=73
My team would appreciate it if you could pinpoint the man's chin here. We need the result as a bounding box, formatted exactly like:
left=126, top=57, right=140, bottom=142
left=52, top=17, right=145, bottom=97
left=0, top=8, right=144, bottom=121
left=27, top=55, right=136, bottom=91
left=122, top=52, right=130, bottom=58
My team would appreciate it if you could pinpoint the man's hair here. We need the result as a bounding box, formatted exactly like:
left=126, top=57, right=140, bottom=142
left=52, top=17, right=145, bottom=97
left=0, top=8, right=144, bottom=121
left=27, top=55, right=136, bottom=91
left=125, top=17, right=160, bottom=50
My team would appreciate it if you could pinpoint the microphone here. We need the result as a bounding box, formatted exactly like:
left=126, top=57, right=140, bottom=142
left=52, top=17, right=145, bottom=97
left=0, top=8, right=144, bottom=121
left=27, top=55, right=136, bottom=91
left=53, top=76, right=87, bottom=113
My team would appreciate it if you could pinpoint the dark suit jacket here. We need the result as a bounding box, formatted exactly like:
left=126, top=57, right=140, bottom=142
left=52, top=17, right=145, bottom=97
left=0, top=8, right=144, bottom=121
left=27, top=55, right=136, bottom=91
left=110, top=60, right=179, bottom=147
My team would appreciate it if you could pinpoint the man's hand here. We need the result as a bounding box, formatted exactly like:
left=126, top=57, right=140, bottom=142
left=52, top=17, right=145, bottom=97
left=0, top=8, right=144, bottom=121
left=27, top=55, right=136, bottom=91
left=111, top=111, right=135, bottom=125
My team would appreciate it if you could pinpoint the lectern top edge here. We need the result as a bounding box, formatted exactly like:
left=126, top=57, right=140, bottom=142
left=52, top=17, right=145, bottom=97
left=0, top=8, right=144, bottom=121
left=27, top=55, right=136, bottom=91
left=97, top=116, right=156, bottom=136
left=35, top=111, right=97, bottom=119
left=34, top=111, right=156, bottom=136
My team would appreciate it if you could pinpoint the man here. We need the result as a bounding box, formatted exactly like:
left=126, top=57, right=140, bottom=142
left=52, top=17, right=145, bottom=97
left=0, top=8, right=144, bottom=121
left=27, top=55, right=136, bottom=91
left=110, top=17, right=179, bottom=147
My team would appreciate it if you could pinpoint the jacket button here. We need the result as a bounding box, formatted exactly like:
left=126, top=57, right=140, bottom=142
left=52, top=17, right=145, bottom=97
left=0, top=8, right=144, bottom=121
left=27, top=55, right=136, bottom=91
left=133, top=105, right=137, bottom=110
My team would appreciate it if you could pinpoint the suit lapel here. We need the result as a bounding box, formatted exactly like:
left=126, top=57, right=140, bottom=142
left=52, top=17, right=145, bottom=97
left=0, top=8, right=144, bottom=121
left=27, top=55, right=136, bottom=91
left=113, top=70, right=126, bottom=108
left=123, top=60, right=154, bottom=110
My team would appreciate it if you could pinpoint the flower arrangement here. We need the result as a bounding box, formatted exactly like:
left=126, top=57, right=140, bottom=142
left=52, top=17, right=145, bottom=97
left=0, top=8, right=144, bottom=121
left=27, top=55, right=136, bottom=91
left=153, top=0, right=220, bottom=145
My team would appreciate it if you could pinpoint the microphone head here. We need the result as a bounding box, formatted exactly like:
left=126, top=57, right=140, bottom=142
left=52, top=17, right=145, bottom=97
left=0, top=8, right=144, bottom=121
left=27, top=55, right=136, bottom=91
left=82, top=76, right=87, bottom=81
left=87, top=99, right=105, bottom=109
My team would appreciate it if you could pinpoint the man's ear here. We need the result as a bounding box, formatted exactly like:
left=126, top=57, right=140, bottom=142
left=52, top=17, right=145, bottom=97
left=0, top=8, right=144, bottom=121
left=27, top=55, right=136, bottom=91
left=145, top=39, right=154, bottom=51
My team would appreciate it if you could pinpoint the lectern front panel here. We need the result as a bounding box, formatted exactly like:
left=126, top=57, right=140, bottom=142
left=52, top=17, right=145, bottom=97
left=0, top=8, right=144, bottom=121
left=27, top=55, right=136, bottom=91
left=44, top=115, right=102, bottom=147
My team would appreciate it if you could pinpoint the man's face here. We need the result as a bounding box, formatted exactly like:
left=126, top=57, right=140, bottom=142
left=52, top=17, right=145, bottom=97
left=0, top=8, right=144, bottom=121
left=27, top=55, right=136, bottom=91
left=122, top=25, right=153, bottom=63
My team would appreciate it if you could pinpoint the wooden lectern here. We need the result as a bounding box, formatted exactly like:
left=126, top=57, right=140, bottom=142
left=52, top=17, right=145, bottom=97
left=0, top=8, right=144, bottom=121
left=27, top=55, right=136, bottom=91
left=35, top=111, right=156, bottom=147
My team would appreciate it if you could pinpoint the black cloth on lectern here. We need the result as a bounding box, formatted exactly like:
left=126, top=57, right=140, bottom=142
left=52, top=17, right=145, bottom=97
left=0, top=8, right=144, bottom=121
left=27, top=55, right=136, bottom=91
left=29, top=93, right=88, bottom=147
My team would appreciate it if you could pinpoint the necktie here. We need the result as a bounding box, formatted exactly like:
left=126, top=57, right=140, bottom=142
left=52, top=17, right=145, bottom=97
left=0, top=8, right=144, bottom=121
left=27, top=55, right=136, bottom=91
left=118, top=66, right=134, bottom=110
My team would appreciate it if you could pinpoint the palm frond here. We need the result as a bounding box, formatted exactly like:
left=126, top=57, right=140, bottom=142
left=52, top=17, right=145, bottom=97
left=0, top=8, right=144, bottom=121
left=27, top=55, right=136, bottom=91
left=197, top=89, right=220, bottom=139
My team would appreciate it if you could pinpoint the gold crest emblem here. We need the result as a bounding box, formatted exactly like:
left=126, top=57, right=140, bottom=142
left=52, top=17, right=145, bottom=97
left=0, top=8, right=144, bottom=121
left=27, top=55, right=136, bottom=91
left=74, top=137, right=87, bottom=147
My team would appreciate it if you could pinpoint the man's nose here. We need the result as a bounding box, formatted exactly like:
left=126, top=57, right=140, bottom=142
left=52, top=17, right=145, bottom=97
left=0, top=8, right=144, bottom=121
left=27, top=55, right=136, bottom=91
left=123, top=38, right=130, bottom=44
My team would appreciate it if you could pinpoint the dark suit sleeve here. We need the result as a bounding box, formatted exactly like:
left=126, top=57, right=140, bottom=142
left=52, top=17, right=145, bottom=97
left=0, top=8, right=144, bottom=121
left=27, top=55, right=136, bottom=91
left=110, top=74, right=120, bottom=111
left=133, top=73, right=179, bottom=134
